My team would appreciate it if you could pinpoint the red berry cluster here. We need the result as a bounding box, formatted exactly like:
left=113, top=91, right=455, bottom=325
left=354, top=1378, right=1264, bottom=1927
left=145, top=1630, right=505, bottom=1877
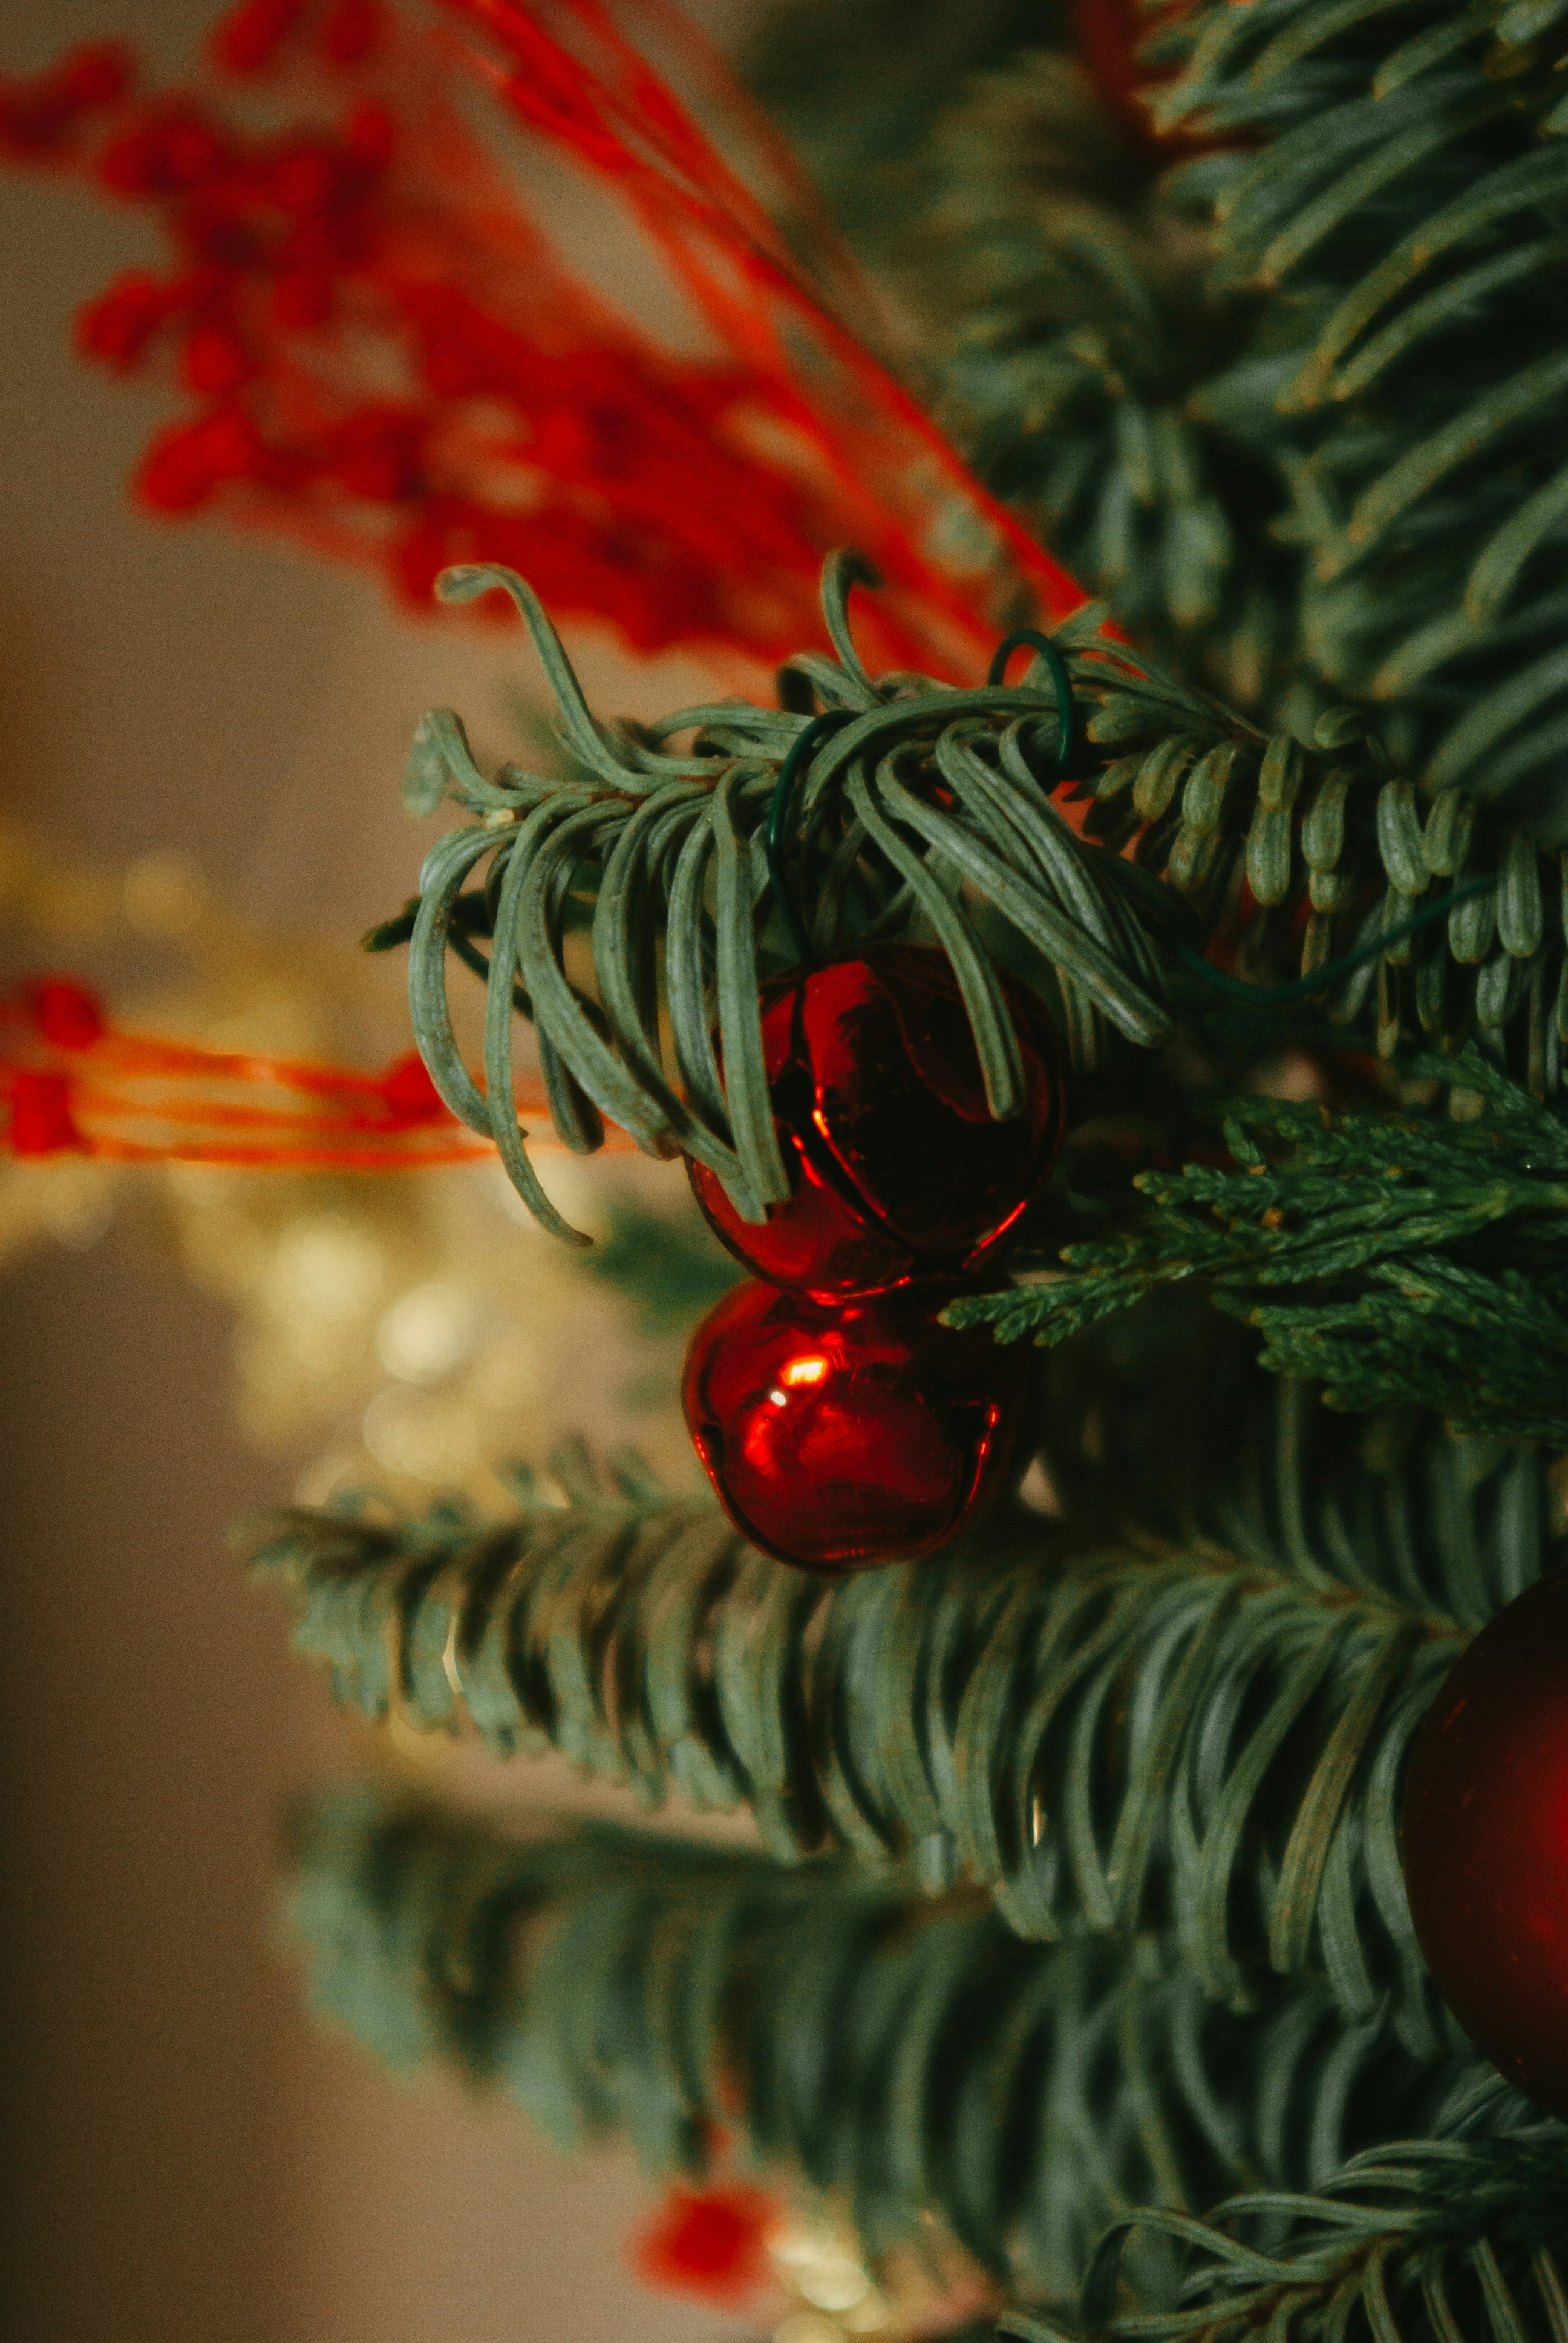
left=629, top=2182, right=778, bottom=2309
left=0, top=4, right=1087, bottom=673
left=0, top=8, right=827, bottom=650
left=681, top=948, right=1065, bottom=1574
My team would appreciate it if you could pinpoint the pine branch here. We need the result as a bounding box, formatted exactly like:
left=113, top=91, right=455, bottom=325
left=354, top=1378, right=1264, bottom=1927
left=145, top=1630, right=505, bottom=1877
left=901, top=53, right=1286, bottom=719
left=1028, top=1328, right=1552, bottom=1639
left=393, top=552, right=1568, bottom=1254
left=1009, top=2128, right=1568, bottom=2343
left=1049, top=609, right=1568, bottom=1088
left=743, top=7, right=1284, bottom=713
left=747, top=0, right=1568, bottom=825
left=286, top=1786, right=1497, bottom=2303
left=952, top=1045, right=1568, bottom=1437
left=1158, top=0, right=1568, bottom=826
left=396, top=555, right=1187, bottom=1244
left=241, top=1407, right=1560, bottom=2027
left=741, top=0, right=1048, bottom=261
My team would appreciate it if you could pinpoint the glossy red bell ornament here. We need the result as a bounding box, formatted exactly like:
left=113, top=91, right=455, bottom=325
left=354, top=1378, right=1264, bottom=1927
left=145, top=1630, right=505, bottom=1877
left=687, top=947, right=1065, bottom=1299
left=682, top=1276, right=1031, bottom=1574
left=1399, top=1565, right=1568, bottom=2119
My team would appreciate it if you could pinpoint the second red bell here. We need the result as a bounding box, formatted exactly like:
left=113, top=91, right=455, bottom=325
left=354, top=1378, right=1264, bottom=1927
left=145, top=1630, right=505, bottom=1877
left=687, top=946, right=1065, bottom=1298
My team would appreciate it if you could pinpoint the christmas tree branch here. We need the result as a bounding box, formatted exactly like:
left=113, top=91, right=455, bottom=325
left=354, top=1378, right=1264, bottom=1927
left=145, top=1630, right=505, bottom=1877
left=1028, top=1338, right=1550, bottom=1641
left=1157, top=0, right=1568, bottom=819
left=1008, top=2130, right=1568, bottom=2343
left=242, top=1411, right=1558, bottom=2025
left=397, top=556, right=1189, bottom=1242
left=393, top=551, right=1568, bottom=1250
left=286, top=1786, right=1495, bottom=2303
left=744, top=5, right=1282, bottom=709
left=750, top=0, right=1568, bottom=823
left=952, top=1046, right=1568, bottom=1438
left=1055, top=649, right=1567, bottom=1081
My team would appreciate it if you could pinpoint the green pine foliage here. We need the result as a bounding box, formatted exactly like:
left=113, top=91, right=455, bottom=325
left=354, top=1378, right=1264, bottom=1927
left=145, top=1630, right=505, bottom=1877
left=743, top=0, right=1052, bottom=258
left=1010, top=2128, right=1568, bottom=2343
left=896, top=47, right=1288, bottom=717
left=241, top=1355, right=1559, bottom=2041
left=393, top=552, right=1568, bottom=1276
left=747, top=0, right=1568, bottom=827
left=331, top=540, right=1568, bottom=2327
left=1160, top=0, right=1568, bottom=821
left=286, top=1786, right=1518, bottom=2306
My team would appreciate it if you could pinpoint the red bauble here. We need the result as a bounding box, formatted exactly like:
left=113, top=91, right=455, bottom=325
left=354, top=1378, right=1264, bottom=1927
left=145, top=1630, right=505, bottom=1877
left=687, top=947, right=1065, bottom=1299
left=682, top=1276, right=1030, bottom=1574
left=1400, top=1565, right=1568, bottom=2119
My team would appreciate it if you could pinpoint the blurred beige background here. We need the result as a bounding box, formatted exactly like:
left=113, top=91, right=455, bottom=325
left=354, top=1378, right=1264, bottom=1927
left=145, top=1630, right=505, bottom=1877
left=0, top=2, right=765, bottom=2336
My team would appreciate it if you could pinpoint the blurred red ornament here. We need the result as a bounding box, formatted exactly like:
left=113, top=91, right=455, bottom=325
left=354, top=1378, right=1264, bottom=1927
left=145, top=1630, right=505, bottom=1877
left=1400, top=1565, right=1568, bottom=2120
left=683, top=1275, right=1030, bottom=1573
left=629, top=2182, right=778, bottom=2309
left=688, top=948, right=1065, bottom=1298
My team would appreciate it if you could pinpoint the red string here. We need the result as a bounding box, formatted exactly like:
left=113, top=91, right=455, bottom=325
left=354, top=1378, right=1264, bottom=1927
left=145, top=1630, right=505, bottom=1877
left=0, top=977, right=635, bottom=1168
left=8, top=1072, right=89, bottom=1158
left=444, top=0, right=1088, bottom=661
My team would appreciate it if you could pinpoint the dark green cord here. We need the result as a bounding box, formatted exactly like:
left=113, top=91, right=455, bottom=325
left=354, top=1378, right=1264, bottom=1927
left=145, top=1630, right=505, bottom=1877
left=766, top=631, right=1077, bottom=969
left=1175, top=875, right=1492, bottom=1006
left=764, top=707, right=855, bottom=966
left=763, top=633, right=1478, bottom=1014
left=987, top=627, right=1077, bottom=773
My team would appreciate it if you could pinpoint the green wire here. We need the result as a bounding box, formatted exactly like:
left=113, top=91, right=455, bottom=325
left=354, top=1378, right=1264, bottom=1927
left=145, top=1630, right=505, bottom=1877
left=987, top=627, right=1077, bottom=773
left=763, top=628, right=1478, bottom=1014
left=764, top=707, right=855, bottom=967
left=765, top=629, right=1078, bottom=971
left=1175, top=874, right=1492, bottom=1006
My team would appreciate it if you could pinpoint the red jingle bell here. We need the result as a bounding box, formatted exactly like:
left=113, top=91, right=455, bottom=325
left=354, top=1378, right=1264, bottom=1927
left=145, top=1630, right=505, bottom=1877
left=1399, top=1565, right=1568, bottom=2119
left=682, top=1275, right=1031, bottom=1574
left=687, top=946, right=1065, bottom=1299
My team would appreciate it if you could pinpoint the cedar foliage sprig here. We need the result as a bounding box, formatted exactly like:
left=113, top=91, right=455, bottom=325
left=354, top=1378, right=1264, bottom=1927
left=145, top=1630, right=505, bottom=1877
left=286, top=1786, right=1498, bottom=2302
left=240, top=1392, right=1557, bottom=2022
left=950, top=1046, right=1568, bottom=1438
